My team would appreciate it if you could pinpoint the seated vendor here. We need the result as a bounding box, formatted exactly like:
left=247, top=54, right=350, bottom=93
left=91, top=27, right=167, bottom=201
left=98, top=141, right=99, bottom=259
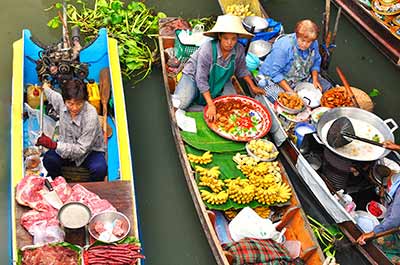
left=357, top=151, right=400, bottom=264
left=258, top=19, right=332, bottom=102
left=172, top=14, right=265, bottom=122
left=36, top=79, right=107, bottom=181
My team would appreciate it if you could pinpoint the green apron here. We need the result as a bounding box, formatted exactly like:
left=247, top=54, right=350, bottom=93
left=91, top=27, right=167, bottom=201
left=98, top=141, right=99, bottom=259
left=196, top=40, right=236, bottom=105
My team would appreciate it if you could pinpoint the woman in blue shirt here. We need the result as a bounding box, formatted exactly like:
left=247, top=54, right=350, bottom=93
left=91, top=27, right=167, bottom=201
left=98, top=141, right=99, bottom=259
left=259, top=19, right=332, bottom=102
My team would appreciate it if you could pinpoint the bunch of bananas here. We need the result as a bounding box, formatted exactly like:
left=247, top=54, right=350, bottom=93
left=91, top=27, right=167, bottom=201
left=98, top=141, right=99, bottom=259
left=195, top=166, right=220, bottom=178
left=255, top=183, right=279, bottom=205
left=254, top=206, right=271, bottom=219
left=233, top=153, right=259, bottom=166
left=188, top=151, right=213, bottom=164
left=198, top=176, right=225, bottom=192
left=248, top=174, right=275, bottom=188
left=200, top=190, right=228, bottom=205
left=226, top=4, right=255, bottom=18
left=225, top=177, right=255, bottom=204
left=275, top=182, right=292, bottom=203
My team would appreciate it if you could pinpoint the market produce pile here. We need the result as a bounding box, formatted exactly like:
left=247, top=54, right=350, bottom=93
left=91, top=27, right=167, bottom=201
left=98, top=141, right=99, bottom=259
left=187, top=149, right=292, bottom=212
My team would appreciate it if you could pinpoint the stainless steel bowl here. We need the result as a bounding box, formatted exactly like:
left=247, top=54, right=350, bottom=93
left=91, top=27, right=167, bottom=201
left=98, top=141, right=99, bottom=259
left=242, top=16, right=269, bottom=33
left=88, top=211, right=131, bottom=243
left=248, top=40, right=272, bottom=58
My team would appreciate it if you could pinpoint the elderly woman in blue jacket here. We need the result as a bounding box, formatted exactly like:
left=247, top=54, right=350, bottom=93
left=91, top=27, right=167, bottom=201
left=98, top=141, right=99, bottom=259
left=258, top=19, right=332, bottom=102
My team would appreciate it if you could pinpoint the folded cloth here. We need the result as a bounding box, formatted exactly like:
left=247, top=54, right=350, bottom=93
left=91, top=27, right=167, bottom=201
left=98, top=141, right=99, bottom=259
left=222, top=238, right=303, bottom=265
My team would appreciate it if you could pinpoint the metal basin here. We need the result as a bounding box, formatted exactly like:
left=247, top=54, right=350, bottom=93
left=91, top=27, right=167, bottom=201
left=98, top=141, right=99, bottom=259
left=316, top=107, right=398, bottom=161
left=242, top=16, right=269, bottom=33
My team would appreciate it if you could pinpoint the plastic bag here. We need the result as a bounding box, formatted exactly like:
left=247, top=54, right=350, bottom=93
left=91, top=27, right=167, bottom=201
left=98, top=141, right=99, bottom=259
left=30, top=222, right=65, bottom=245
left=229, top=207, right=276, bottom=242
left=24, top=103, right=56, bottom=147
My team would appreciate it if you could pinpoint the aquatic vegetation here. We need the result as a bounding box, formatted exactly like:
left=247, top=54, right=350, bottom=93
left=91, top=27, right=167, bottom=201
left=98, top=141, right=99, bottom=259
left=46, top=0, right=167, bottom=82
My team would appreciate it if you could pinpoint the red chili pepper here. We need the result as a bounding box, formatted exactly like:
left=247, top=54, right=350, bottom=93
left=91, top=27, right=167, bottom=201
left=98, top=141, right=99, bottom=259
left=368, top=201, right=383, bottom=217
left=237, top=117, right=253, bottom=129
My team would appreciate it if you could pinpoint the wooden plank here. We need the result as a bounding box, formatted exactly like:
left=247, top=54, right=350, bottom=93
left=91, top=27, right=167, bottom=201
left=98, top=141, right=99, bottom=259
left=16, top=181, right=134, bottom=248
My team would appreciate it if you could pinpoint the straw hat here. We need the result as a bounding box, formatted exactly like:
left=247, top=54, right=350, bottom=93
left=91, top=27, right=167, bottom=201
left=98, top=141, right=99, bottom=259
left=203, top=15, right=254, bottom=39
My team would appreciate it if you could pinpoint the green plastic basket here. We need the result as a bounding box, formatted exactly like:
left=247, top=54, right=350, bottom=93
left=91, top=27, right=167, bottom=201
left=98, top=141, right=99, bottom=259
left=174, top=29, right=199, bottom=60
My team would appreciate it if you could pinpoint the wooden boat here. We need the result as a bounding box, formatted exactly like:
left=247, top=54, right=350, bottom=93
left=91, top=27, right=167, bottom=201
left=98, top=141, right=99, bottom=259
left=159, top=18, right=325, bottom=265
left=10, top=28, right=142, bottom=264
left=215, top=1, right=397, bottom=264
left=332, top=0, right=400, bottom=67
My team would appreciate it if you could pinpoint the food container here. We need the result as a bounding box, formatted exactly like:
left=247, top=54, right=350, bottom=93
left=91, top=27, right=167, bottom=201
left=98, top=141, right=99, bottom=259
left=366, top=201, right=387, bottom=219
left=294, top=82, right=322, bottom=108
left=242, top=16, right=269, bottom=33
left=246, top=139, right=279, bottom=161
left=248, top=40, right=272, bottom=59
left=310, top=107, right=330, bottom=125
left=58, top=202, right=92, bottom=229
left=88, top=211, right=130, bottom=243
left=277, top=92, right=307, bottom=114
left=294, top=122, right=316, bottom=148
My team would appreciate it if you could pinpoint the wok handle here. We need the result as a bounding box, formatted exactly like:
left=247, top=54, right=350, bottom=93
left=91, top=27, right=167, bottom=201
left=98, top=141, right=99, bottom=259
left=384, top=118, right=398, bottom=133
left=341, top=132, right=383, bottom=147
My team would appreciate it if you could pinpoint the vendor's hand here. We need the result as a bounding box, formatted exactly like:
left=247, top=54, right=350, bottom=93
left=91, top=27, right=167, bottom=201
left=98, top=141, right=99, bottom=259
left=356, top=231, right=375, bottom=245
left=36, top=133, right=57, bottom=150
left=313, top=79, right=323, bottom=92
left=205, top=103, right=217, bottom=122
left=41, top=81, right=51, bottom=91
left=383, top=140, right=400, bottom=151
left=251, top=86, right=266, bottom=95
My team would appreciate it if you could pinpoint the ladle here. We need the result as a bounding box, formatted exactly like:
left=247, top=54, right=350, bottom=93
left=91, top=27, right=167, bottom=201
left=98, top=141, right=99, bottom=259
left=327, top=117, right=387, bottom=149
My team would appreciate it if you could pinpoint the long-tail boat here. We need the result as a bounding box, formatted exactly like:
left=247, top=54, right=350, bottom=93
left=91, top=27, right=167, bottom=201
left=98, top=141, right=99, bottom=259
left=332, top=0, right=400, bottom=66
left=9, top=28, right=143, bottom=264
left=159, top=14, right=325, bottom=265
left=217, top=0, right=397, bottom=264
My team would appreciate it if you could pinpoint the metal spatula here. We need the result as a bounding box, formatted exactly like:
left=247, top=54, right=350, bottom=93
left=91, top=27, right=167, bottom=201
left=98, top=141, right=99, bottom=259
left=327, top=117, right=384, bottom=148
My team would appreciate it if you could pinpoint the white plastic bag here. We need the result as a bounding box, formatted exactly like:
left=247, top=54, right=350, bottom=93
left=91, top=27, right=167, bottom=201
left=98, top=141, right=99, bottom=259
left=24, top=103, right=56, bottom=147
left=30, top=222, right=65, bottom=245
left=229, top=207, right=276, bottom=242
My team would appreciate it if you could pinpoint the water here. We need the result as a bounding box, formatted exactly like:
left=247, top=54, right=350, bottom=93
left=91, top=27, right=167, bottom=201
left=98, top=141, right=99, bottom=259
left=0, top=0, right=399, bottom=264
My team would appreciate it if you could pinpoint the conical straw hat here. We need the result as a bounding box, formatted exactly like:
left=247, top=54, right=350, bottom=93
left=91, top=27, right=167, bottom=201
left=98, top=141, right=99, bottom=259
left=204, top=15, right=254, bottom=39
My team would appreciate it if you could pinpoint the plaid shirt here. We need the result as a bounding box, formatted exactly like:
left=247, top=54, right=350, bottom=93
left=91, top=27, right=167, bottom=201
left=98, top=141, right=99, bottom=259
left=222, top=238, right=300, bottom=265
left=44, top=88, right=106, bottom=166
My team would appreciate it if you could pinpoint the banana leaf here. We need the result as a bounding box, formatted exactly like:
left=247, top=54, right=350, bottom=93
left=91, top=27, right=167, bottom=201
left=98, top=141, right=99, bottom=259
left=186, top=145, right=264, bottom=211
left=181, top=112, right=245, bottom=153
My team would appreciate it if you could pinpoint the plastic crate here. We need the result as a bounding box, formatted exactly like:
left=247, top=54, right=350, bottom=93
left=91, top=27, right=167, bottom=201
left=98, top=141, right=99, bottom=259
left=174, top=30, right=199, bottom=60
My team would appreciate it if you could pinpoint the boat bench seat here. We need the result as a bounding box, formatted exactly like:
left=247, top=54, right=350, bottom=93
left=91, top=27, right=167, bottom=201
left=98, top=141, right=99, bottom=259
left=61, top=166, right=92, bottom=182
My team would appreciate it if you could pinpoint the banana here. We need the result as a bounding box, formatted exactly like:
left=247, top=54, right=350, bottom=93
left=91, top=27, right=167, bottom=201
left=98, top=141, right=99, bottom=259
left=275, top=181, right=292, bottom=203
left=200, top=190, right=228, bottom=205
left=188, top=151, right=213, bottom=164
left=195, top=165, right=220, bottom=178
left=254, top=206, right=271, bottom=219
left=198, top=176, right=224, bottom=192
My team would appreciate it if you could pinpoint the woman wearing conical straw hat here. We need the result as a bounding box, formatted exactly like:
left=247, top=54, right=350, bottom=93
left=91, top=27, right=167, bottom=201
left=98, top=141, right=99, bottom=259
left=172, top=15, right=265, bottom=122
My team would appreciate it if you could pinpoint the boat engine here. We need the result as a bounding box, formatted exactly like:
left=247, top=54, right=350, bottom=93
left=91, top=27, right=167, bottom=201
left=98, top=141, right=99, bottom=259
left=34, top=26, right=88, bottom=85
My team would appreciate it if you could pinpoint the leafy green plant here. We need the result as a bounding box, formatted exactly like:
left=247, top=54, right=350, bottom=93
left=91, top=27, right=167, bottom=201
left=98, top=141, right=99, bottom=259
left=369, top=88, right=380, bottom=98
left=46, top=0, right=167, bottom=82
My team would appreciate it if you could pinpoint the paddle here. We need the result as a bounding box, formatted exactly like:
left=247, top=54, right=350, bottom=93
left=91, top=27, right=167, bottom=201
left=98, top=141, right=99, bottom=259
left=335, top=226, right=400, bottom=250
left=99, top=68, right=111, bottom=144
left=336, top=67, right=360, bottom=108
left=327, top=117, right=386, bottom=148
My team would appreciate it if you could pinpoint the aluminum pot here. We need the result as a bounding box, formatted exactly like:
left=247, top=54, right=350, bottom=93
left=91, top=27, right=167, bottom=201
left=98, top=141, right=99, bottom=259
left=315, top=107, right=398, bottom=161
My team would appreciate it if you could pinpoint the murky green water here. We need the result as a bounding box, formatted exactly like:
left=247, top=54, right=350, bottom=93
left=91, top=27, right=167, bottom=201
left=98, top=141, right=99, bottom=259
left=0, top=0, right=399, bottom=264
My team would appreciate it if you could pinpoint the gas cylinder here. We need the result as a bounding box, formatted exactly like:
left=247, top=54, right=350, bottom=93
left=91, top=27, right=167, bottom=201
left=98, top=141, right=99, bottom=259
left=86, top=80, right=101, bottom=114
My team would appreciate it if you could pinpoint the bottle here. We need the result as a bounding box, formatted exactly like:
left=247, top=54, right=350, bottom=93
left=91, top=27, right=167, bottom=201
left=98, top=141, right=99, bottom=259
left=86, top=80, right=101, bottom=114
left=27, top=85, right=43, bottom=109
